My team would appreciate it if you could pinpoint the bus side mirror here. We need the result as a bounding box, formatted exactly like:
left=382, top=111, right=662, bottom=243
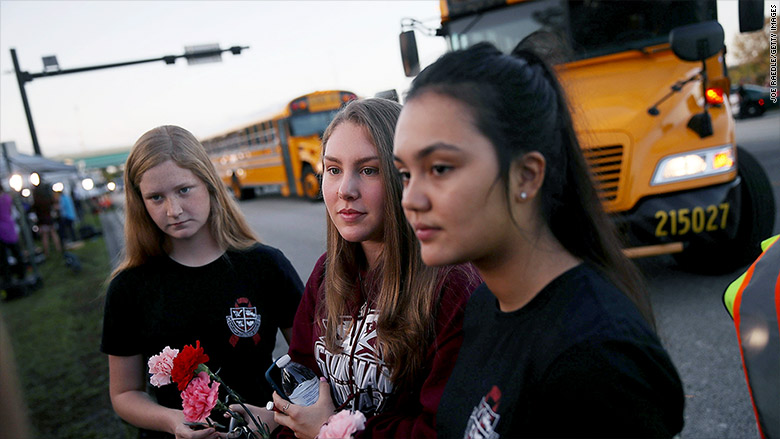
left=400, top=30, right=421, bottom=77
left=375, top=89, right=399, bottom=102
left=738, top=0, right=765, bottom=33
left=670, top=21, right=725, bottom=62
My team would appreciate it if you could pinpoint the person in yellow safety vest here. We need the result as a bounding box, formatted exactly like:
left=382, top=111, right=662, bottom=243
left=724, top=234, right=780, bottom=439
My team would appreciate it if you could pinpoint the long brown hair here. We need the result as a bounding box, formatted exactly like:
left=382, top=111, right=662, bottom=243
left=319, top=98, right=458, bottom=390
left=112, top=125, right=258, bottom=278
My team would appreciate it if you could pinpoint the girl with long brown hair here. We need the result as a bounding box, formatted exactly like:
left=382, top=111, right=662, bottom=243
left=271, top=98, right=481, bottom=439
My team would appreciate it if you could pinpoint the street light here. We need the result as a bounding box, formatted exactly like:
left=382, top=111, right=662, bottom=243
left=81, top=178, right=94, bottom=191
left=9, top=174, right=23, bottom=192
left=10, top=44, right=249, bottom=156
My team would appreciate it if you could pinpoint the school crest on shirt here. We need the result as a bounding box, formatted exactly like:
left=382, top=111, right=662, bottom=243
left=465, top=385, right=502, bottom=439
left=226, top=297, right=261, bottom=347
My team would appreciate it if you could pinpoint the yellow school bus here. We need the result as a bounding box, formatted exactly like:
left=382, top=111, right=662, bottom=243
left=398, top=0, right=775, bottom=274
left=202, top=90, right=357, bottom=201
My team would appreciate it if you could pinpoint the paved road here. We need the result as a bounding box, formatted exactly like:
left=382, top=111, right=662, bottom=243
left=98, top=207, right=125, bottom=269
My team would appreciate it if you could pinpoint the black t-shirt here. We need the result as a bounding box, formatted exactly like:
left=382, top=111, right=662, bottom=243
left=101, top=244, right=303, bottom=424
left=437, top=263, right=685, bottom=438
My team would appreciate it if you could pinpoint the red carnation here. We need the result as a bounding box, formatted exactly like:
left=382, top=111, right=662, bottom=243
left=171, top=340, right=210, bottom=391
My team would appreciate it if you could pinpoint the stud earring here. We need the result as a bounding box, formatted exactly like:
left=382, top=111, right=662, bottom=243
left=520, top=192, right=528, bottom=200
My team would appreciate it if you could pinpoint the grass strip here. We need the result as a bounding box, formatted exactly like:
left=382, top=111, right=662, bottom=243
left=0, top=236, right=137, bottom=438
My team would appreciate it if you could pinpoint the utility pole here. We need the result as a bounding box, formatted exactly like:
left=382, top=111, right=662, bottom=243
left=10, top=49, right=41, bottom=156
left=9, top=44, right=248, bottom=156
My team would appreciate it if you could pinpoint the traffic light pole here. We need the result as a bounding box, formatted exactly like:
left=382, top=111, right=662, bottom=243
left=9, top=45, right=248, bottom=156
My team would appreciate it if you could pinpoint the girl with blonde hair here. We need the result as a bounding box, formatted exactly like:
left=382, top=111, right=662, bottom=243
left=101, top=125, right=303, bottom=439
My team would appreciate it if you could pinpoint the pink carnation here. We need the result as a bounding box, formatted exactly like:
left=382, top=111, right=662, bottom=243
left=318, top=410, right=366, bottom=439
left=181, top=371, right=220, bottom=423
left=148, top=346, right=179, bottom=387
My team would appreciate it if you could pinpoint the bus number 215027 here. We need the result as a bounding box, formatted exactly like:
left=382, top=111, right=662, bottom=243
left=654, top=203, right=730, bottom=237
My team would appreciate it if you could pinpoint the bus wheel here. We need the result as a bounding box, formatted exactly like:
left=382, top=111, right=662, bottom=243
left=673, top=147, right=776, bottom=274
left=302, top=165, right=322, bottom=201
left=231, top=174, right=254, bottom=201
left=231, top=177, right=243, bottom=200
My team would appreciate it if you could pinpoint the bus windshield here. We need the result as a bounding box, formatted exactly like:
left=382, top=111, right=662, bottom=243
left=445, top=0, right=716, bottom=61
left=288, top=110, right=339, bottom=137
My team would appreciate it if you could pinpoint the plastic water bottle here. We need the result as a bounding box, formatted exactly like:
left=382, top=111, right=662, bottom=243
left=276, top=354, right=319, bottom=406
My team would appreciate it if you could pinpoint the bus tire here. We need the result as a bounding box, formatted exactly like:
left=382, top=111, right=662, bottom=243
left=231, top=174, right=255, bottom=201
left=673, top=146, right=776, bottom=274
left=301, top=165, right=322, bottom=201
left=231, top=176, right=243, bottom=200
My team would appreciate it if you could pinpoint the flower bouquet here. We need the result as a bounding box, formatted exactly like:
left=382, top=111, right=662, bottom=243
left=148, top=340, right=270, bottom=438
left=318, top=410, right=366, bottom=439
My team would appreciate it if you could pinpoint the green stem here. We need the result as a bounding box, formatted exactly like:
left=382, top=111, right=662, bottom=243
left=208, top=370, right=270, bottom=439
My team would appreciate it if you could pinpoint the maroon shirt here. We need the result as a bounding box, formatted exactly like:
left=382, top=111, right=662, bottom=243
left=280, top=253, right=481, bottom=438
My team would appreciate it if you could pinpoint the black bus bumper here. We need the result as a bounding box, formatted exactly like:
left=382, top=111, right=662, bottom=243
left=613, top=177, right=742, bottom=250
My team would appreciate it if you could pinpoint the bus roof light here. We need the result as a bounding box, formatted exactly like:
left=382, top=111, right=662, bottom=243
left=291, top=99, right=308, bottom=111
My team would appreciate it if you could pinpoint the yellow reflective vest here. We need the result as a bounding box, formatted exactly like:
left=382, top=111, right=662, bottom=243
left=723, top=234, right=779, bottom=439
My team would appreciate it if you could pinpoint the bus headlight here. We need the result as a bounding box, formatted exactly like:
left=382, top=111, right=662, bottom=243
left=651, top=145, right=735, bottom=185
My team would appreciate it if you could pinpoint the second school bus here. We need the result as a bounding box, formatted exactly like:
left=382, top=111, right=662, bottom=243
left=399, top=0, right=776, bottom=274
left=201, top=90, right=357, bottom=201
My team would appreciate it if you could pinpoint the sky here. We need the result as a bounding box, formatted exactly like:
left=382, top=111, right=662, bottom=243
left=0, top=0, right=773, bottom=159
left=0, top=1, right=447, bottom=158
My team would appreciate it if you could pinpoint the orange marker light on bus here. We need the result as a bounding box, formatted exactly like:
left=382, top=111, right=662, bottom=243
left=713, top=151, right=734, bottom=170
left=291, top=99, right=308, bottom=111
left=705, top=87, right=724, bottom=105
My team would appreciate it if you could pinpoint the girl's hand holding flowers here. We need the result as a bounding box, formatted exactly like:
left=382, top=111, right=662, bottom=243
left=221, top=402, right=278, bottom=438
left=148, top=341, right=270, bottom=439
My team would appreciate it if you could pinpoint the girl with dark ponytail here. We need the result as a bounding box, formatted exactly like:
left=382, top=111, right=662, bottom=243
left=393, top=43, right=685, bottom=438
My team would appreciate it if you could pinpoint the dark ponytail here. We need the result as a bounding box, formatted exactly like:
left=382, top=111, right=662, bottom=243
left=406, top=43, right=655, bottom=328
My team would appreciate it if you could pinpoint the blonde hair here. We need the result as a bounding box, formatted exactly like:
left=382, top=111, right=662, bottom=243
left=318, top=99, right=461, bottom=391
left=112, top=125, right=258, bottom=278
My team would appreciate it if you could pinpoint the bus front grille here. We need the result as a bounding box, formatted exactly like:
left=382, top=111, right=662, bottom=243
left=583, top=144, right=623, bottom=202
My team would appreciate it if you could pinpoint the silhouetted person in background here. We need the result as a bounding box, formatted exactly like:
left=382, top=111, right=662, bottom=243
left=56, top=189, right=78, bottom=245
left=32, top=182, right=61, bottom=258
left=0, top=185, right=27, bottom=286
